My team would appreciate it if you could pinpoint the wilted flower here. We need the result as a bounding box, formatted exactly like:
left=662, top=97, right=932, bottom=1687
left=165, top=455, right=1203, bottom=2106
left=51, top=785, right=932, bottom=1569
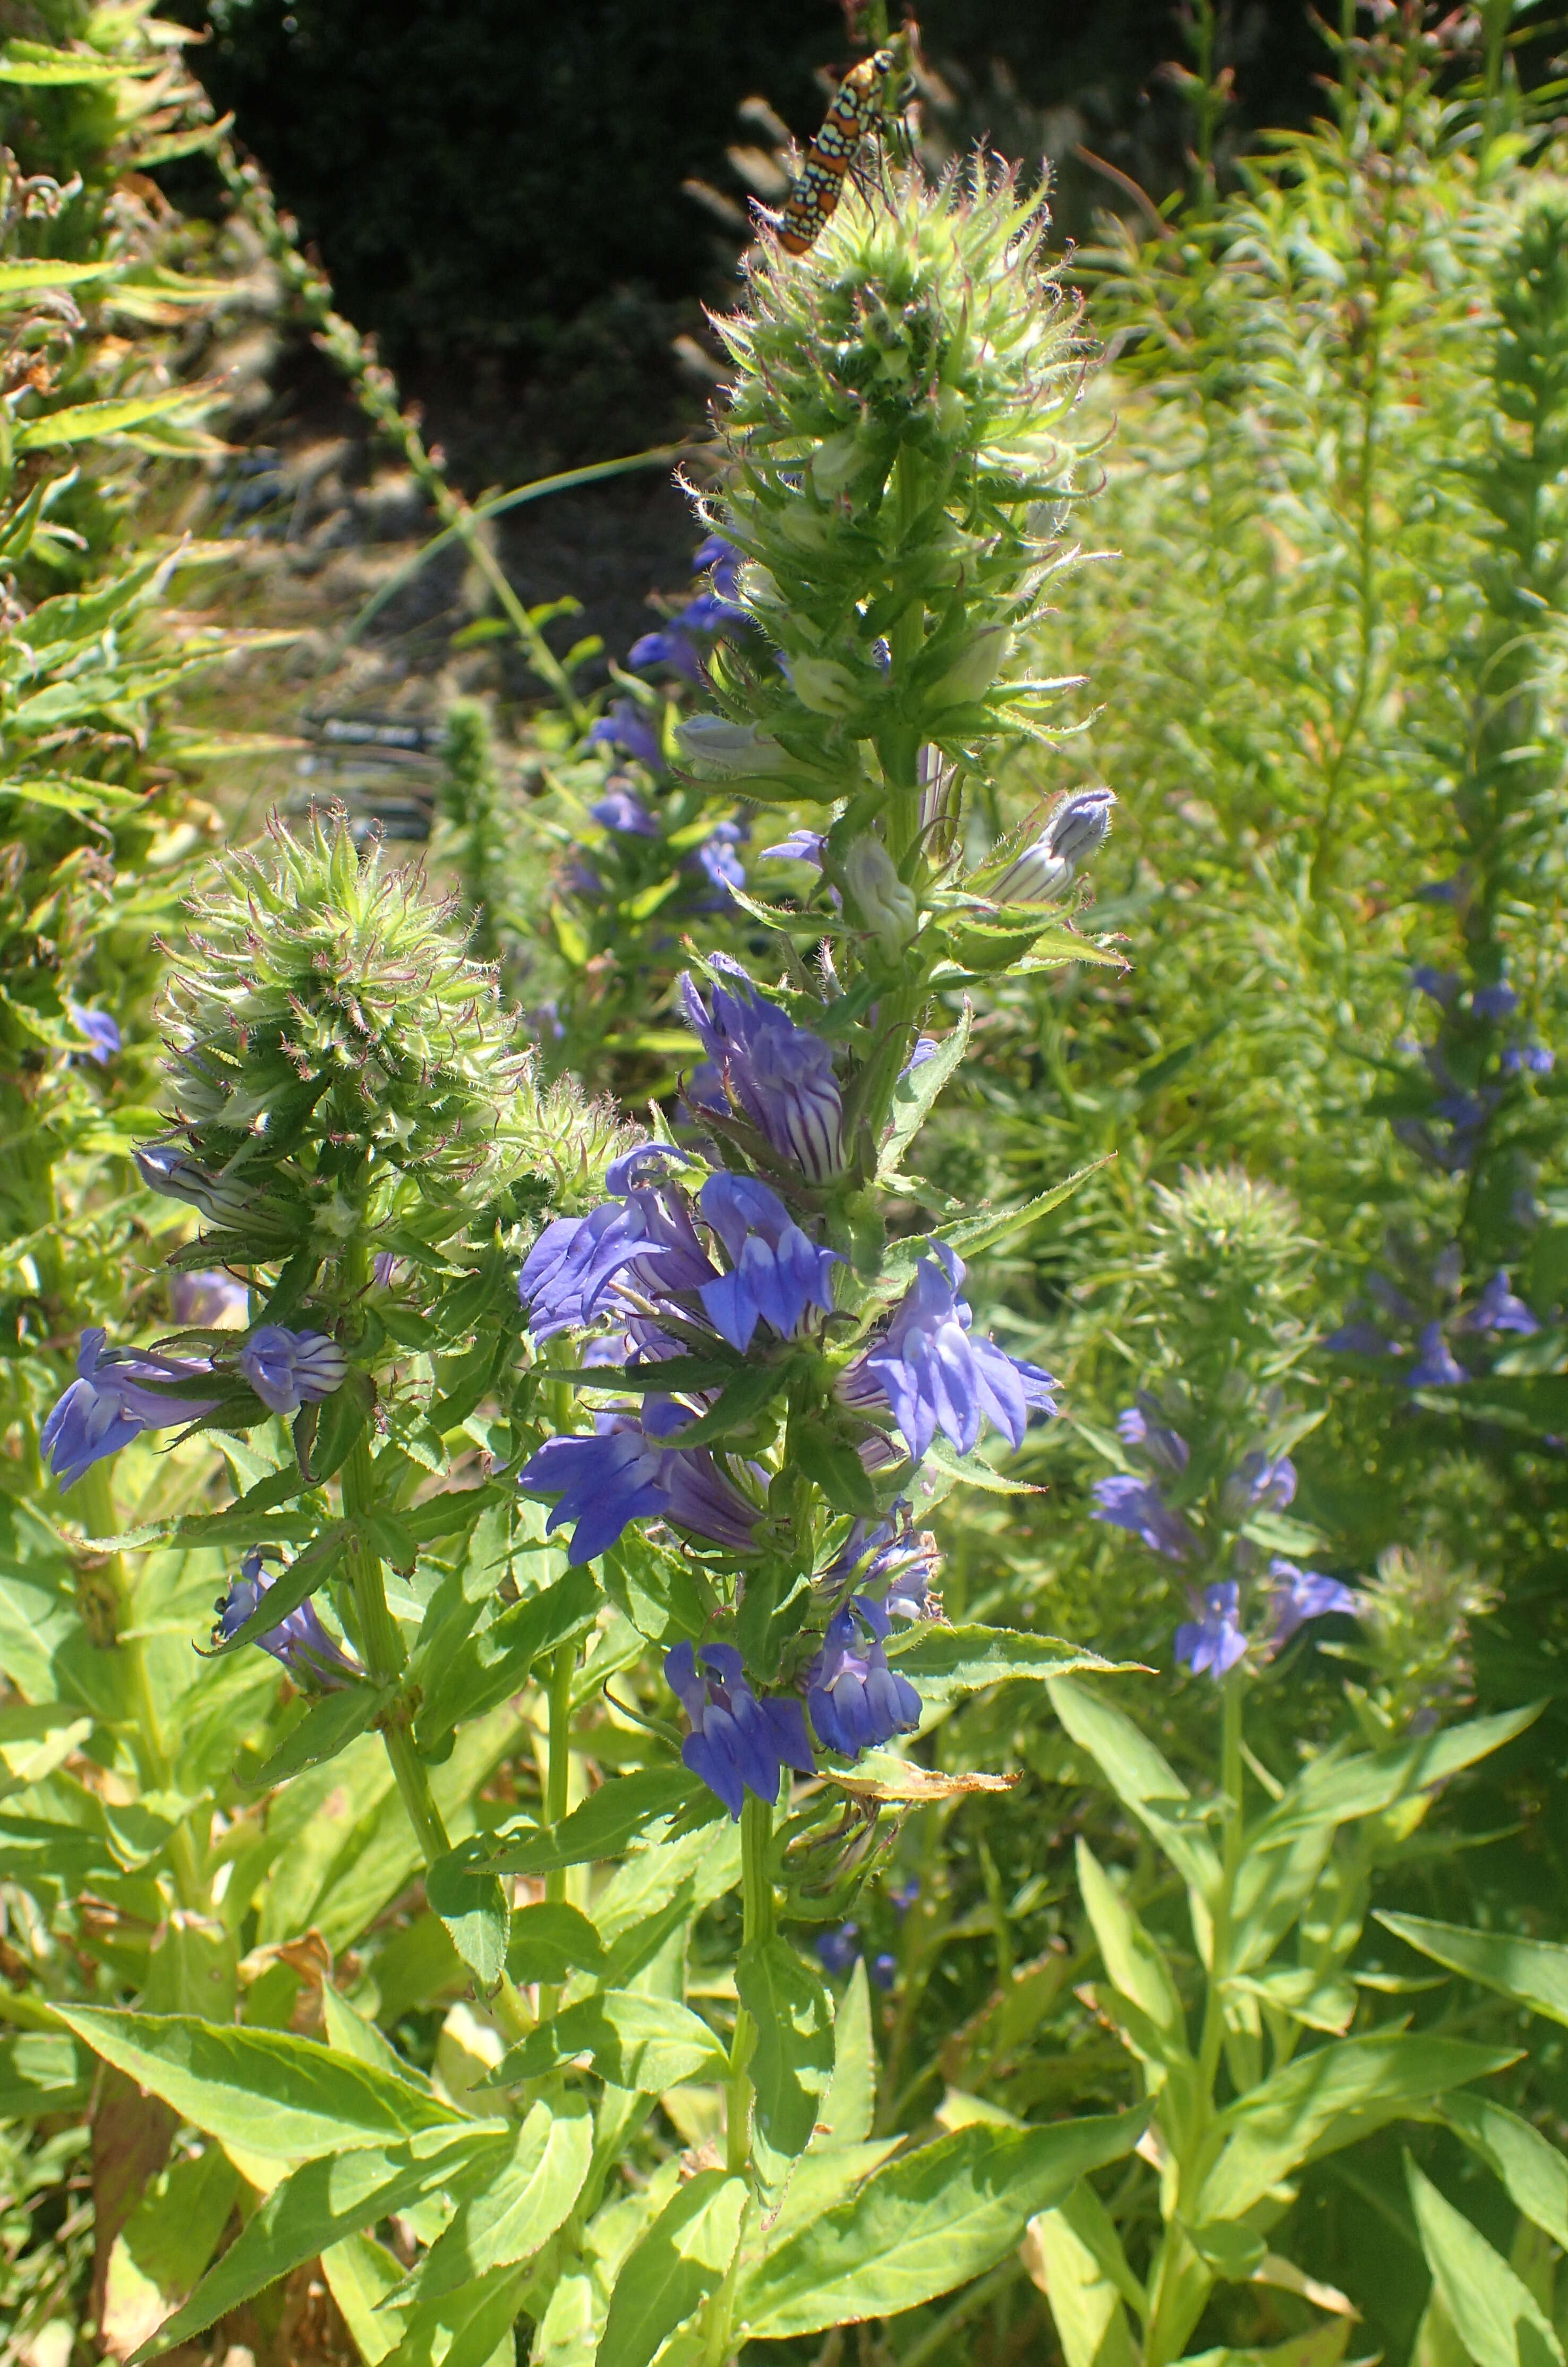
left=212, top=1550, right=360, bottom=1689
left=806, top=1595, right=922, bottom=1758
left=238, top=1326, right=347, bottom=1419
left=665, top=1640, right=814, bottom=1819
left=1174, top=1581, right=1246, bottom=1679
left=42, top=1329, right=219, bottom=1491
left=1267, top=1558, right=1357, bottom=1649
left=847, top=1244, right=1056, bottom=1462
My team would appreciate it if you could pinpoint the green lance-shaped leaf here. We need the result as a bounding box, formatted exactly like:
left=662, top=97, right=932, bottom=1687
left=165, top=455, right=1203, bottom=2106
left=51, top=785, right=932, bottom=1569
left=425, top=1836, right=510, bottom=1988
left=878, top=1006, right=970, bottom=1179
left=484, top=1764, right=700, bottom=1875
left=1441, top=2090, right=1568, bottom=2248
left=737, top=1937, right=836, bottom=2200
left=413, top=1564, right=601, bottom=1751
left=57, top=2008, right=465, bottom=2161
left=1179, top=2330, right=1352, bottom=2367
left=481, top=1991, right=730, bottom=2096
left=599, top=2169, right=749, bottom=2367
left=1023, top=2182, right=1143, bottom=2367
left=246, top=1682, right=389, bottom=1790
left=380, top=2259, right=535, bottom=2367
left=381, top=2096, right=593, bottom=2308
left=1075, top=1838, right=1188, bottom=2055
left=1249, top=1706, right=1540, bottom=1851
left=127, top=2127, right=509, bottom=2362
left=890, top=1627, right=1132, bottom=1702
left=815, top=1957, right=875, bottom=2148
left=1196, top=2033, right=1520, bottom=2222
left=1047, top=1675, right=1221, bottom=1897
left=739, top=2106, right=1147, bottom=2340
left=1377, top=1911, right=1568, bottom=2028
left=1407, top=2157, right=1565, bottom=2367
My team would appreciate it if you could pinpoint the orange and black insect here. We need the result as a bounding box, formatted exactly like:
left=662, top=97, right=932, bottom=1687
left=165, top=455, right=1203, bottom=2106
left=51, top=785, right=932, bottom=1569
left=779, top=48, right=894, bottom=256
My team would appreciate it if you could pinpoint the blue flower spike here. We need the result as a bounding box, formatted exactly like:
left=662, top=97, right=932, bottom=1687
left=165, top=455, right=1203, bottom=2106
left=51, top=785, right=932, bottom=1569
left=665, top=1641, right=814, bottom=1820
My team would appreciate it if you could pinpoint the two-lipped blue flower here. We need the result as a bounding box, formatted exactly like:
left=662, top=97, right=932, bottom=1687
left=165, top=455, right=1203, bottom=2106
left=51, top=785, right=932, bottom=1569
left=587, top=700, right=662, bottom=769
left=680, top=956, right=846, bottom=1182
left=212, top=1550, right=360, bottom=1688
left=70, top=1004, right=121, bottom=1066
left=821, top=1501, right=940, bottom=1620
left=806, top=1595, right=922, bottom=1758
left=520, top=1400, right=762, bottom=1565
left=664, top=1640, right=814, bottom=1819
left=1174, top=1581, right=1246, bottom=1678
left=517, top=1150, right=711, bottom=1342
left=1267, top=1558, right=1357, bottom=1648
left=1220, top=1450, right=1297, bottom=1522
left=1091, top=1472, right=1198, bottom=1562
left=1463, top=1272, right=1538, bottom=1335
left=1407, top=1322, right=1468, bottom=1387
left=42, top=1329, right=219, bottom=1490
left=696, top=1173, right=841, bottom=1352
left=847, top=1244, right=1056, bottom=1463
left=238, top=1326, right=348, bottom=1419
left=592, top=782, right=660, bottom=837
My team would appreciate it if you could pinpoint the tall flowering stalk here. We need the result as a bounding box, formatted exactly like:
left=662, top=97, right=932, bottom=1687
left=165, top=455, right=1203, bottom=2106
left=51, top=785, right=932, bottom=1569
left=47, top=159, right=1138, bottom=2363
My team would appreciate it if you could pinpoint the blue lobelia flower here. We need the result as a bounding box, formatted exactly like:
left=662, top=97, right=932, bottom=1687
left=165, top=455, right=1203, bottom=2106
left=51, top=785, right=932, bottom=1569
left=1407, top=1322, right=1468, bottom=1387
left=806, top=1595, right=922, bottom=1759
left=692, top=532, right=744, bottom=602
left=665, top=1640, right=815, bottom=1819
left=820, top=1501, right=940, bottom=1620
left=815, top=1922, right=861, bottom=1977
left=133, top=1144, right=252, bottom=1227
left=519, top=1403, right=762, bottom=1565
left=1220, top=1450, right=1297, bottom=1522
left=587, top=700, right=663, bottom=769
left=211, top=1550, right=361, bottom=1688
left=1267, top=1557, right=1357, bottom=1649
left=1323, top=1314, right=1391, bottom=1355
left=680, top=956, right=847, bottom=1182
left=1463, top=1272, right=1539, bottom=1335
left=70, top=1004, right=121, bottom=1065
left=1472, top=981, right=1519, bottom=1019
left=239, top=1326, right=348, bottom=1418
left=1116, top=1395, right=1189, bottom=1479
left=696, top=1172, right=841, bottom=1352
left=42, top=1329, right=220, bottom=1490
left=761, top=830, right=826, bottom=869
left=870, top=1952, right=898, bottom=1990
left=1174, top=1581, right=1247, bottom=1679
left=1412, top=966, right=1461, bottom=1007
left=592, top=781, right=661, bottom=836
left=1091, top=1472, right=1199, bottom=1562
left=517, top=1160, right=714, bottom=1342
left=686, top=819, right=747, bottom=903
left=168, top=1268, right=250, bottom=1327
left=629, top=624, right=707, bottom=683
left=847, top=1244, right=1057, bottom=1463
left=1502, top=1043, right=1554, bottom=1076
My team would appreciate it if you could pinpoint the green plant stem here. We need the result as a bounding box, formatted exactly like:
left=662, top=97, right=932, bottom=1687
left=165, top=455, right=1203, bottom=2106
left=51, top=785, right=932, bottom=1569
left=341, top=1435, right=451, bottom=1868
left=536, top=1642, right=577, bottom=2021
left=727, top=1793, right=775, bottom=2177
left=73, top=1462, right=205, bottom=1911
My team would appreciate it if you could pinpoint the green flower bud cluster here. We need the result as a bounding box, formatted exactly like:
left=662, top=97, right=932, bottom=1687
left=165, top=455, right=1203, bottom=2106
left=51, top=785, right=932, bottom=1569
left=692, top=154, right=1098, bottom=811
left=151, top=808, right=628, bottom=1275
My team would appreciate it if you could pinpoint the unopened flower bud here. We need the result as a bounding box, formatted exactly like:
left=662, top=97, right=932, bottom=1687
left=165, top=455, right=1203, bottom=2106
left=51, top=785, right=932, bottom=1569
left=992, top=788, right=1116, bottom=905
left=810, top=430, right=865, bottom=497
left=843, top=837, right=917, bottom=959
left=676, top=716, right=792, bottom=776
left=928, top=625, right=1011, bottom=712
left=134, top=1145, right=252, bottom=1228
left=791, top=657, right=860, bottom=718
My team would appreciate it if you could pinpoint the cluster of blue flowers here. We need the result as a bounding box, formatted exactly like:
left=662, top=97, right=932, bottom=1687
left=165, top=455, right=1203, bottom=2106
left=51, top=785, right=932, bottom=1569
left=515, top=955, right=1056, bottom=1812
left=41, top=1322, right=346, bottom=1492
left=1400, top=943, right=1554, bottom=1176
left=1326, top=1258, right=1537, bottom=1385
left=1092, top=1393, right=1356, bottom=1680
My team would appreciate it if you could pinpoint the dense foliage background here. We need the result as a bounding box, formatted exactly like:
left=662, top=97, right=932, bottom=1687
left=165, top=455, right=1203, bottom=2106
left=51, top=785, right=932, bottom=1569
left=5, top=3, right=1568, bottom=2365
